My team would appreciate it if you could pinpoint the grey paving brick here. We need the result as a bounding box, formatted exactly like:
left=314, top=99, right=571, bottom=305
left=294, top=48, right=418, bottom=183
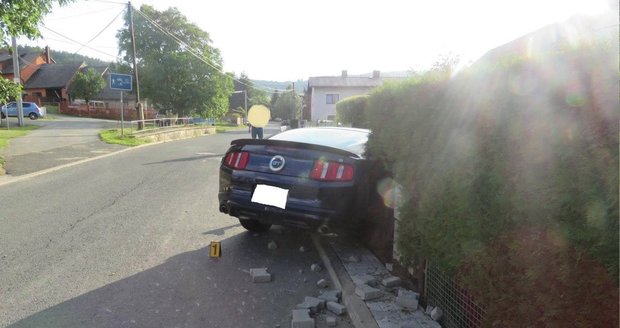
left=396, top=289, right=419, bottom=310
left=295, top=296, right=326, bottom=314
left=249, top=267, right=271, bottom=283
left=327, top=301, right=347, bottom=315
left=355, top=284, right=382, bottom=301
left=291, top=309, right=314, bottom=328
left=317, top=279, right=329, bottom=288
left=351, top=274, right=378, bottom=287
left=318, top=290, right=341, bottom=303
left=326, top=316, right=337, bottom=327
left=381, top=276, right=402, bottom=288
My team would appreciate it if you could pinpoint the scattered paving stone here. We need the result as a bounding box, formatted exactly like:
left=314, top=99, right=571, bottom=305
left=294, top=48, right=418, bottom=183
left=352, top=274, right=378, bottom=287
left=396, top=289, right=419, bottom=310
left=303, top=278, right=308, bottom=283
left=355, top=284, right=382, bottom=301
left=317, top=279, right=329, bottom=288
left=430, top=307, right=443, bottom=321
left=299, top=246, right=307, bottom=252
left=249, top=268, right=271, bottom=283
left=267, top=240, right=278, bottom=250
left=381, top=276, right=402, bottom=288
left=310, top=263, right=322, bottom=272
left=295, top=296, right=326, bottom=314
left=298, top=269, right=304, bottom=274
left=326, top=316, right=337, bottom=327
left=318, top=290, right=341, bottom=303
left=327, top=301, right=347, bottom=315
left=385, top=263, right=394, bottom=271
left=425, top=305, right=433, bottom=315
left=291, top=309, right=314, bottom=328
left=347, top=255, right=361, bottom=263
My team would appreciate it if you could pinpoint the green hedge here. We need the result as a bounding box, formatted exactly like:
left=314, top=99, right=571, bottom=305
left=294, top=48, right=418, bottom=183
left=366, top=43, right=618, bottom=326
left=335, top=95, right=369, bottom=127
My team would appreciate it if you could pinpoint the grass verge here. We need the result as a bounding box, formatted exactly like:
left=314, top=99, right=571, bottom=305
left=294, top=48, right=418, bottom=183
left=0, top=125, right=40, bottom=174
left=215, top=123, right=246, bottom=133
left=100, top=129, right=150, bottom=147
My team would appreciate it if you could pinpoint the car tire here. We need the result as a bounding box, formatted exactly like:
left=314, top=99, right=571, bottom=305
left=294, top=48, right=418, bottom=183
left=28, top=113, right=38, bottom=120
left=1, top=113, right=4, bottom=119
left=239, top=218, right=271, bottom=232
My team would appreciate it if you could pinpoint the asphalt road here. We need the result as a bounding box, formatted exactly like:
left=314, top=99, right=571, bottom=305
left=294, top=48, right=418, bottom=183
left=0, top=122, right=354, bottom=328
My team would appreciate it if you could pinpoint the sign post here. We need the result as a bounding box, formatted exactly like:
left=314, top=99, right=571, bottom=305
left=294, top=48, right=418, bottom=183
left=110, top=73, right=133, bottom=136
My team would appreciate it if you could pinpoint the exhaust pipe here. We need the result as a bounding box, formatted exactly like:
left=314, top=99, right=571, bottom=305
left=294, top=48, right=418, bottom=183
left=317, top=224, right=329, bottom=235
left=219, top=204, right=229, bottom=214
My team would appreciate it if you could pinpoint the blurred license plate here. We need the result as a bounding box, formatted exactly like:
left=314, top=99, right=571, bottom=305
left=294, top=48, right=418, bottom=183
left=251, top=184, right=289, bottom=209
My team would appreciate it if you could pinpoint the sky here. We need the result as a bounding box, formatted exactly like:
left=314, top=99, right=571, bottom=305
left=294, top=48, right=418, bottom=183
left=22, top=0, right=613, bottom=82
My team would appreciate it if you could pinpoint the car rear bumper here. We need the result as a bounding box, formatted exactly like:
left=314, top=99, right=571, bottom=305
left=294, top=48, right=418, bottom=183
left=218, top=186, right=354, bottom=230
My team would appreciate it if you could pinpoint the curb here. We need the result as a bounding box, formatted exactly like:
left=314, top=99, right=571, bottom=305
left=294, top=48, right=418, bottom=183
left=312, top=234, right=380, bottom=328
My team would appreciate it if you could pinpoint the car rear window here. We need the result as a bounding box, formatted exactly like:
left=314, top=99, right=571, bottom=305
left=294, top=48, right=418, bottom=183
left=270, top=128, right=369, bottom=156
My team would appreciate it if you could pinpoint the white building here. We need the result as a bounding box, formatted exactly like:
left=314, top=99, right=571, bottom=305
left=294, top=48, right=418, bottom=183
left=307, top=70, right=389, bottom=122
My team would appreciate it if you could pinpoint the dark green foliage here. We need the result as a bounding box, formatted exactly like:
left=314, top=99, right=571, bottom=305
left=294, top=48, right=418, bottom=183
left=69, top=68, right=106, bottom=102
left=0, top=0, right=72, bottom=47
left=366, top=31, right=618, bottom=326
left=116, top=5, right=233, bottom=117
left=0, top=78, right=22, bottom=104
left=336, top=95, right=369, bottom=128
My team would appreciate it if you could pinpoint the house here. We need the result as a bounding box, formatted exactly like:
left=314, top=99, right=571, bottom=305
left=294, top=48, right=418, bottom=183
left=24, top=62, right=85, bottom=104
left=306, top=70, right=405, bottom=122
left=0, top=46, right=54, bottom=84
left=0, top=47, right=83, bottom=109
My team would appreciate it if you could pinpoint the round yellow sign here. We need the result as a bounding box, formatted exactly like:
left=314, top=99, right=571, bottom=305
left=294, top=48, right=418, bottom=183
left=247, top=105, right=271, bottom=128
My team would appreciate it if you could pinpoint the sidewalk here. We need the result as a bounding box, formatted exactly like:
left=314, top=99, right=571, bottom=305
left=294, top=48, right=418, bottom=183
left=315, top=235, right=443, bottom=328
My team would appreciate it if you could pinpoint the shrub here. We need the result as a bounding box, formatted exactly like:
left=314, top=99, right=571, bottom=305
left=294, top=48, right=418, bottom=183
left=336, top=95, right=369, bottom=127
left=365, top=37, right=618, bottom=326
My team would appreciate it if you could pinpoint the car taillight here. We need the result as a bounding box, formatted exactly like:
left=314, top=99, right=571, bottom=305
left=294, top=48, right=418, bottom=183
left=310, top=160, right=354, bottom=181
left=224, top=151, right=249, bottom=170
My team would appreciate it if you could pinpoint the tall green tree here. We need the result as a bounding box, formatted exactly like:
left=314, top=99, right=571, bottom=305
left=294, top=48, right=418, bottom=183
left=69, top=68, right=105, bottom=102
left=272, top=85, right=302, bottom=120
left=0, top=0, right=72, bottom=102
left=116, top=5, right=232, bottom=117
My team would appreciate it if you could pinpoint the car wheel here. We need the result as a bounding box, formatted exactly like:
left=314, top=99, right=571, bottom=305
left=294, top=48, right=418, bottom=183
left=239, top=218, right=271, bottom=232
left=28, top=113, right=38, bottom=120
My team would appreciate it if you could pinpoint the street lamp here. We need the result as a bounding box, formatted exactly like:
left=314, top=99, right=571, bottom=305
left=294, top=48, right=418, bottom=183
left=232, top=90, right=247, bottom=113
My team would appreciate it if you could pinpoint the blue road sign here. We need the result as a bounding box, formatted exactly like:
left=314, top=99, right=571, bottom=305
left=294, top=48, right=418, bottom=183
left=110, top=73, right=132, bottom=91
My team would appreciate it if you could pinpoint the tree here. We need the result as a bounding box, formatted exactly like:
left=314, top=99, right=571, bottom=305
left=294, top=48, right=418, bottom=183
left=272, top=85, right=302, bottom=120
left=0, top=78, right=21, bottom=104
left=116, top=5, right=232, bottom=117
left=69, top=68, right=105, bottom=102
left=0, top=0, right=72, bottom=102
left=0, top=0, right=73, bottom=47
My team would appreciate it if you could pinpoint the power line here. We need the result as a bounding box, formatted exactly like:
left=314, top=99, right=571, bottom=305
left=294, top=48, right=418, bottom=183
left=73, top=7, right=125, bottom=55
left=45, top=5, right=124, bottom=20
left=133, top=6, right=293, bottom=94
left=40, top=25, right=119, bottom=59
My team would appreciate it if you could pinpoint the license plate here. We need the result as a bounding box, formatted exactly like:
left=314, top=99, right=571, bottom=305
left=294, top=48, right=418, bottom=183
left=251, top=184, right=289, bottom=209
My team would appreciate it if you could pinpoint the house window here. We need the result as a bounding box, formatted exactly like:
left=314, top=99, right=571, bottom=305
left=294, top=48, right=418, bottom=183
left=326, top=94, right=339, bottom=104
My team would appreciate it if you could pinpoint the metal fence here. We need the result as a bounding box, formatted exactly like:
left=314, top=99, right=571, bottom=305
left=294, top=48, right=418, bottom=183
left=425, top=264, right=486, bottom=328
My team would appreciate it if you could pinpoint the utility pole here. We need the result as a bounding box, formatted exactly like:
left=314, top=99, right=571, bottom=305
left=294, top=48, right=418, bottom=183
left=11, top=37, right=23, bottom=127
left=128, top=2, right=144, bottom=129
left=291, top=82, right=295, bottom=120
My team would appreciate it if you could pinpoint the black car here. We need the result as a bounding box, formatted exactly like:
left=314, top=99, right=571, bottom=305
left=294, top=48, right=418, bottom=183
left=218, top=127, right=385, bottom=233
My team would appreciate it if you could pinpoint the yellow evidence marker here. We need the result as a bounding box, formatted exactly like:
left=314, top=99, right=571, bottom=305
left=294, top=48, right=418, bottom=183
left=210, top=241, right=221, bottom=258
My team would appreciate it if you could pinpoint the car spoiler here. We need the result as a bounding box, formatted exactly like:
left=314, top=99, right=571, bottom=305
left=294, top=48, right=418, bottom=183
left=229, top=138, right=363, bottom=159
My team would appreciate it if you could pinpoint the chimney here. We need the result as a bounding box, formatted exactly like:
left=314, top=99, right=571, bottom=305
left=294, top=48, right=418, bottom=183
left=341, top=70, right=348, bottom=78
left=372, top=70, right=380, bottom=79
left=45, top=46, right=51, bottom=64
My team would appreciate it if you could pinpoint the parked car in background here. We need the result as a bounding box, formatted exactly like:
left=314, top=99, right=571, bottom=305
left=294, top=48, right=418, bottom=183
left=218, top=127, right=387, bottom=233
left=1, top=102, right=46, bottom=120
